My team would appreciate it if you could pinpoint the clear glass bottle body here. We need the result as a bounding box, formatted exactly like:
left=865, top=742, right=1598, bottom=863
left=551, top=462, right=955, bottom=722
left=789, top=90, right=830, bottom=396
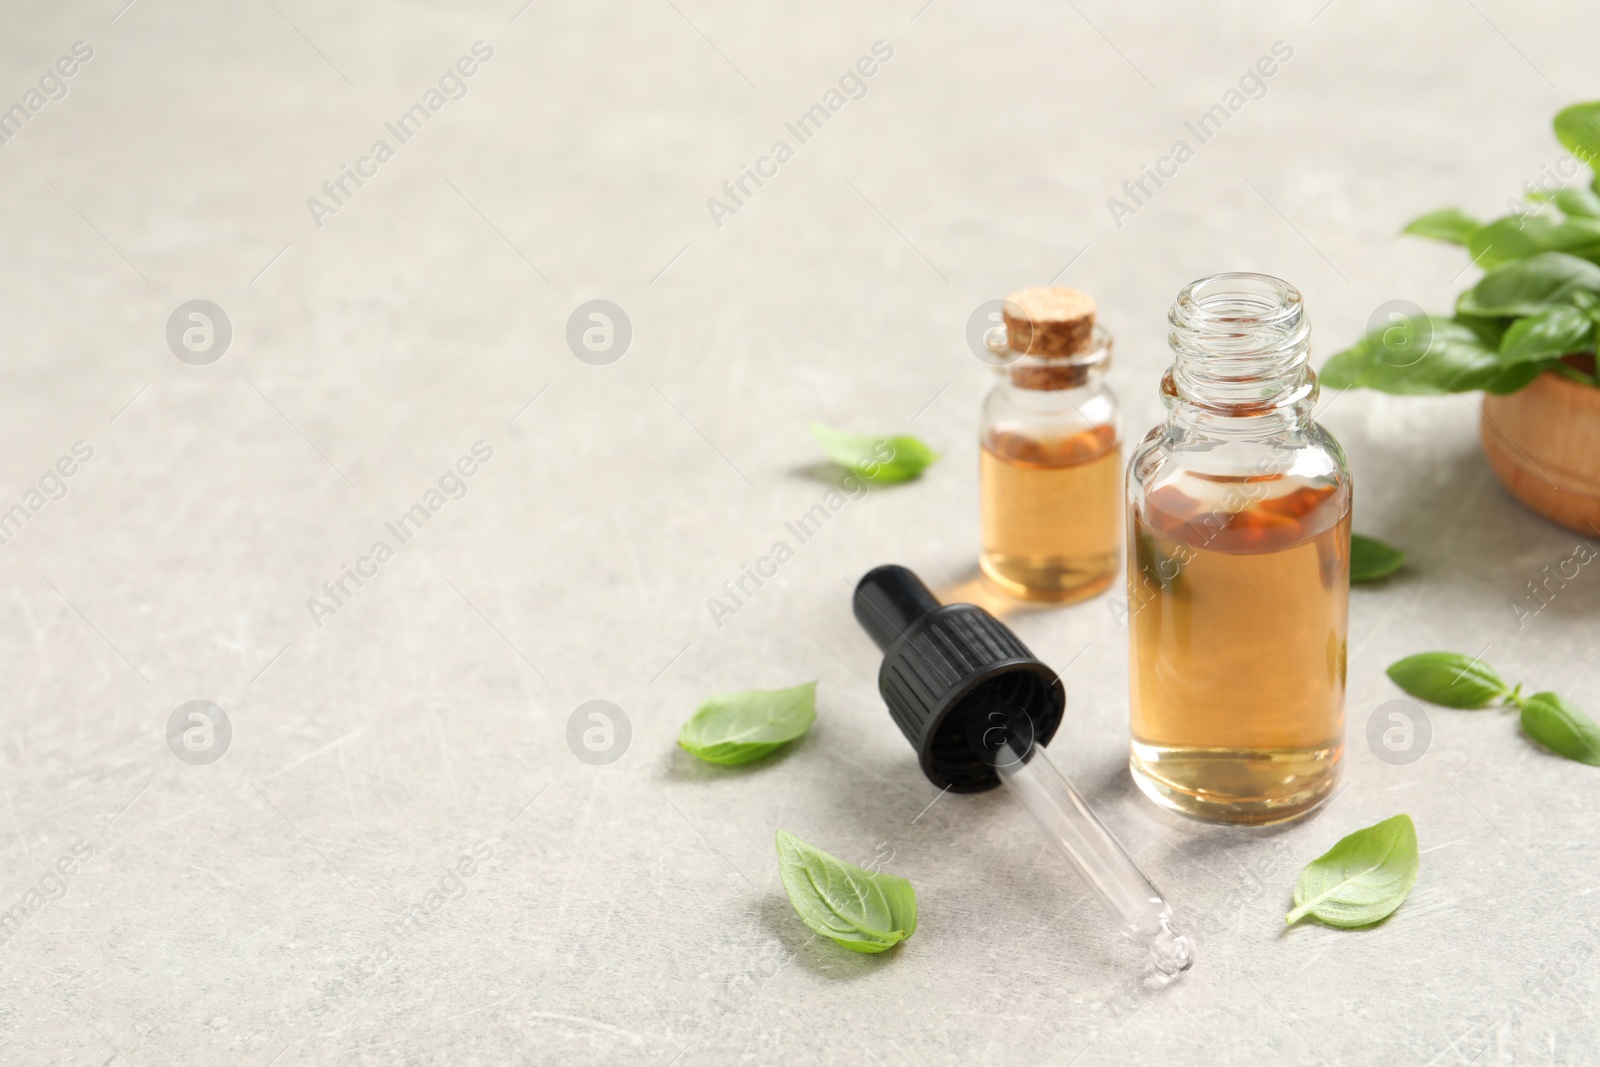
left=1126, top=275, right=1351, bottom=825
left=979, top=327, right=1121, bottom=602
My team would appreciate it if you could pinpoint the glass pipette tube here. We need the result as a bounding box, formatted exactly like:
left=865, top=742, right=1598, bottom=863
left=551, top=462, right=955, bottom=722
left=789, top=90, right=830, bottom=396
left=851, top=563, right=1193, bottom=978
left=995, top=739, right=1194, bottom=977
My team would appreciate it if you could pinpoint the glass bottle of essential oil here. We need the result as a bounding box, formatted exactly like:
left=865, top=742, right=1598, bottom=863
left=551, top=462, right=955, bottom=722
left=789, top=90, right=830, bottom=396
left=979, top=287, right=1121, bottom=602
left=1126, top=273, right=1351, bottom=825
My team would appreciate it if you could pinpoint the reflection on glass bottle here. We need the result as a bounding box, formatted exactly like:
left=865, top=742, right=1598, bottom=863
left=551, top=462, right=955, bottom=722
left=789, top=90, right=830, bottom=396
left=1126, top=274, right=1351, bottom=825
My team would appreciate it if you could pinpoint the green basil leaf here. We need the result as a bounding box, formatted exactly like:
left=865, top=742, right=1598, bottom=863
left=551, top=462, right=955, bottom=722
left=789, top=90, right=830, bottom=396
left=810, top=424, right=939, bottom=484
left=775, top=829, right=917, bottom=953
left=1466, top=216, right=1600, bottom=270
left=1554, top=186, right=1600, bottom=219
left=1401, top=207, right=1480, bottom=246
left=678, top=681, right=816, bottom=765
left=1457, top=252, right=1600, bottom=317
left=1316, top=344, right=1367, bottom=390
left=1285, top=814, right=1419, bottom=928
left=1350, top=534, right=1405, bottom=582
left=1553, top=101, right=1600, bottom=177
left=1499, top=305, right=1595, bottom=365
left=1483, top=360, right=1558, bottom=395
left=1319, top=317, right=1502, bottom=394
left=1519, top=692, right=1600, bottom=765
left=1454, top=312, right=1513, bottom=350
left=1386, top=652, right=1511, bottom=708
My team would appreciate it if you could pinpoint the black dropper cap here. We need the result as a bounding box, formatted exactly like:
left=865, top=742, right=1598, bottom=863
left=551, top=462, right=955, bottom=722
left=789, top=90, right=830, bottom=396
left=853, top=565, right=1065, bottom=793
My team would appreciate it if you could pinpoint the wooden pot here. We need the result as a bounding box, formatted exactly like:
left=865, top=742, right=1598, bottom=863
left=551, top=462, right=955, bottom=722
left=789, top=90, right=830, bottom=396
left=1481, top=367, right=1600, bottom=536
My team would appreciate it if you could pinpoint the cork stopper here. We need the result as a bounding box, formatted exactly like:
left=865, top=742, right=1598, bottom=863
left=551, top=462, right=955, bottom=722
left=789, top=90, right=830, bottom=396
left=1003, top=287, right=1096, bottom=359
left=1001, top=287, right=1104, bottom=390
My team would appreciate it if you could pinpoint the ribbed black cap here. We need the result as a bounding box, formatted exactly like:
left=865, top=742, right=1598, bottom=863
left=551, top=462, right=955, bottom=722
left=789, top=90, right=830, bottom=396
left=852, top=565, right=1065, bottom=792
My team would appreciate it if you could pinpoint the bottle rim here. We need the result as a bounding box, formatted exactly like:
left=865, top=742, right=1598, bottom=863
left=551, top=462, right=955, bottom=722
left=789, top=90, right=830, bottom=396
left=1165, top=272, right=1314, bottom=414
left=1170, top=273, right=1303, bottom=333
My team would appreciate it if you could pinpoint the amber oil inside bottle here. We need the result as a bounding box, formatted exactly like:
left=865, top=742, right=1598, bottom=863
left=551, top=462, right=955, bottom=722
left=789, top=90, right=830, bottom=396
left=980, top=425, right=1121, bottom=601
left=1128, top=473, right=1349, bottom=824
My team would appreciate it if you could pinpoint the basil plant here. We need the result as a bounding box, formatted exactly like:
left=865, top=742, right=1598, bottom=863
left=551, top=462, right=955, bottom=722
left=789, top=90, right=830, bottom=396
left=1323, top=101, right=1600, bottom=394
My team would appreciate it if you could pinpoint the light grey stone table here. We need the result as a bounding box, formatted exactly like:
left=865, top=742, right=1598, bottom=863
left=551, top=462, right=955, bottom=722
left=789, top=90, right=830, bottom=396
left=0, top=1, right=1595, bottom=1063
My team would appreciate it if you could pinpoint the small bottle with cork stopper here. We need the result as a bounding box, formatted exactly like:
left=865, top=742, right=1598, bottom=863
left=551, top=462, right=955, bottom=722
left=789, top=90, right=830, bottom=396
left=979, top=286, right=1122, bottom=601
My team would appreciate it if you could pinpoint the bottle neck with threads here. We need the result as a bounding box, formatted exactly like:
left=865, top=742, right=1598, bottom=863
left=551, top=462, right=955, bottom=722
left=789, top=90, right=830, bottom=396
left=1162, top=273, right=1315, bottom=435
